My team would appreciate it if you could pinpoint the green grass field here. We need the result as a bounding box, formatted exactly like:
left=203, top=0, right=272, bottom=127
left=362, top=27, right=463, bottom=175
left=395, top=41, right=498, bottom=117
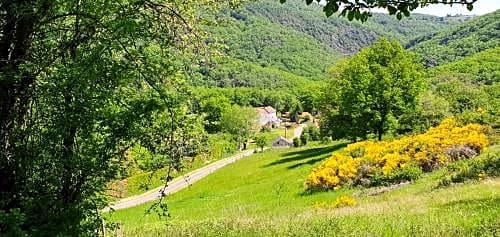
left=108, top=155, right=225, bottom=200
left=107, top=142, right=500, bottom=236
left=112, top=126, right=296, bottom=199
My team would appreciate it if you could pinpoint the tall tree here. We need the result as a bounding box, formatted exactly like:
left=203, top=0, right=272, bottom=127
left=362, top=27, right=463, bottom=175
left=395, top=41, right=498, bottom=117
left=220, top=105, right=258, bottom=150
left=322, top=38, right=425, bottom=141
left=199, top=95, right=231, bottom=133
left=0, top=0, right=233, bottom=235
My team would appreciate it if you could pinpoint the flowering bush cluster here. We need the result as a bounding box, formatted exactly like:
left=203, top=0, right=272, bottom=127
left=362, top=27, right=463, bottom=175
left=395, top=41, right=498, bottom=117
left=306, top=118, right=489, bottom=190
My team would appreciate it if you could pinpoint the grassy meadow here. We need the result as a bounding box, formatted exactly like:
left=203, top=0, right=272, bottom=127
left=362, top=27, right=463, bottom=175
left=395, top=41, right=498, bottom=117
left=107, top=142, right=500, bottom=236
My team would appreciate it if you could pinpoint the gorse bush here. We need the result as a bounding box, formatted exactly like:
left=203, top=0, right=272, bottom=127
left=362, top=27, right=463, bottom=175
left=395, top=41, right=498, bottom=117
left=306, top=118, right=489, bottom=190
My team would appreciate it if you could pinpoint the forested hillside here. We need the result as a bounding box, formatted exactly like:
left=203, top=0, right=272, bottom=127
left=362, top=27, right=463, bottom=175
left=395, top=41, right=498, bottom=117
left=243, top=0, right=464, bottom=54
left=429, top=47, right=500, bottom=85
left=408, top=10, right=500, bottom=66
left=426, top=47, right=500, bottom=127
left=200, top=0, right=466, bottom=88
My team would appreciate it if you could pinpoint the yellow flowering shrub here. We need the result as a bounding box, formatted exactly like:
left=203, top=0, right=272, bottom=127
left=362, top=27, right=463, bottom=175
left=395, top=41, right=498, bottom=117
left=306, top=118, right=489, bottom=190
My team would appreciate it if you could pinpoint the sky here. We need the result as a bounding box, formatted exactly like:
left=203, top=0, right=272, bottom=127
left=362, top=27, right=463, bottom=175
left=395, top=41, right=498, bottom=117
left=316, top=0, right=500, bottom=16
left=411, top=0, right=500, bottom=16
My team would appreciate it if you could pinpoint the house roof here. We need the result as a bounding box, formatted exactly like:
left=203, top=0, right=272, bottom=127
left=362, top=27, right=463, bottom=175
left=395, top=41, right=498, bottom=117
left=273, top=136, right=291, bottom=143
left=256, top=106, right=276, bottom=114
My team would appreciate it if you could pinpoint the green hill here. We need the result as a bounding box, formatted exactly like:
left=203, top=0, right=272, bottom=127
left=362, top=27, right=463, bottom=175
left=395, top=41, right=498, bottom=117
left=200, top=0, right=465, bottom=88
left=243, top=0, right=463, bottom=54
left=408, top=10, right=500, bottom=66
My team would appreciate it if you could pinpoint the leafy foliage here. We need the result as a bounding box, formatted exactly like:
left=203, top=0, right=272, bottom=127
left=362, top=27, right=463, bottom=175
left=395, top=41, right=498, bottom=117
left=257, top=1, right=463, bottom=54
left=439, top=146, right=500, bottom=186
left=303, top=126, right=321, bottom=141
left=321, top=38, right=425, bottom=141
left=286, top=0, right=478, bottom=21
left=198, top=0, right=464, bottom=89
left=428, top=47, right=500, bottom=85
left=195, top=87, right=303, bottom=114
left=255, top=135, right=268, bottom=152
left=293, top=137, right=301, bottom=147
left=0, top=0, right=233, bottom=235
left=425, top=48, right=500, bottom=128
left=220, top=105, right=259, bottom=149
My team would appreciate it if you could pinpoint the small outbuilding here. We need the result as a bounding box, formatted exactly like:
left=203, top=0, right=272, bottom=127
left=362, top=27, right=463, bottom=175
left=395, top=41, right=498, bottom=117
left=272, top=136, right=292, bottom=148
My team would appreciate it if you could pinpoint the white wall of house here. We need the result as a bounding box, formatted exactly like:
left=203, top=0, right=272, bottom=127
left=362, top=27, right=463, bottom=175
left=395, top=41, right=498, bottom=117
left=259, top=111, right=279, bottom=126
left=257, top=106, right=280, bottom=126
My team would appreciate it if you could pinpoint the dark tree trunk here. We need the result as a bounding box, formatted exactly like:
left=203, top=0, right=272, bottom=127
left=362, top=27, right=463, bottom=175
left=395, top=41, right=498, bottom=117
left=0, top=1, right=37, bottom=212
left=377, top=111, right=388, bottom=141
left=60, top=0, right=82, bottom=205
left=378, top=127, right=383, bottom=141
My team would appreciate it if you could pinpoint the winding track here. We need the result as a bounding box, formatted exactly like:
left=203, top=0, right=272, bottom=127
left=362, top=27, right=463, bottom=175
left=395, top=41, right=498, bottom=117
left=104, top=149, right=255, bottom=211
left=104, top=123, right=306, bottom=212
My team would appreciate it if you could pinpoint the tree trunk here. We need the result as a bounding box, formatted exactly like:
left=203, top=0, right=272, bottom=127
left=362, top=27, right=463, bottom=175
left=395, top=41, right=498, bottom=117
left=0, top=1, right=37, bottom=213
left=377, top=111, right=388, bottom=141
left=60, top=0, right=82, bottom=205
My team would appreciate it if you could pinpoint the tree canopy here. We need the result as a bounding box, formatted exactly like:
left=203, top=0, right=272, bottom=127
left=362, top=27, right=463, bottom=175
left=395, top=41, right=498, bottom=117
left=0, top=0, right=233, bottom=235
left=321, top=38, right=425, bottom=141
left=220, top=105, right=259, bottom=150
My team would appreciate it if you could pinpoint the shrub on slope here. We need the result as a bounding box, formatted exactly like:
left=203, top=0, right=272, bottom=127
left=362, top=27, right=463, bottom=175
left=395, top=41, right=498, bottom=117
left=306, top=118, right=489, bottom=190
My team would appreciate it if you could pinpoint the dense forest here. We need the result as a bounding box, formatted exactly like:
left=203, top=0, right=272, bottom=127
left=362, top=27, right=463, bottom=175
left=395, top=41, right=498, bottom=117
left=408, top=9, right=500, bottom=66
left=198, top=0, right=469, bottom=89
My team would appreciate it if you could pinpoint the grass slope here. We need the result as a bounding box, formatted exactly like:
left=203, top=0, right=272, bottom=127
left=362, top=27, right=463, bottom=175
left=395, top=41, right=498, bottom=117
left=109, top=143, right=500, bottom=236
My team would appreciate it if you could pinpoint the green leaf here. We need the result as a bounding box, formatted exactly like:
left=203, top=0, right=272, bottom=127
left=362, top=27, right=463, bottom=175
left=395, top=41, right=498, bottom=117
left=324, top=2, right=339, bottom=17
left=306, top=0, right=313, bottom=5
left=387, top=6, right=397, bottom=15
left=347, top=10, right=355, bottom=21
left=410, top=1, right=419, bottom=10
left=403, top=9, right=410, bottom=17
left=340, top=8, right=348, bottom=17
left=467, top=4, right=473, bottom=11
left=396, top=12, right=402, bottom=20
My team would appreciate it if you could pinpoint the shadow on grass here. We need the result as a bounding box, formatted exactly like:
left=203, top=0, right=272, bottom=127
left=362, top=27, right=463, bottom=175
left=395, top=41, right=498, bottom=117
left=264, top=143, right=347, bottom=168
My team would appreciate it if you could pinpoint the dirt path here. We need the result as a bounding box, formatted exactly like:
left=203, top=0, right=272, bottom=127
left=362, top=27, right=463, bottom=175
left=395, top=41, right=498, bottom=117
left=104, top=149, right=255, bottom=211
